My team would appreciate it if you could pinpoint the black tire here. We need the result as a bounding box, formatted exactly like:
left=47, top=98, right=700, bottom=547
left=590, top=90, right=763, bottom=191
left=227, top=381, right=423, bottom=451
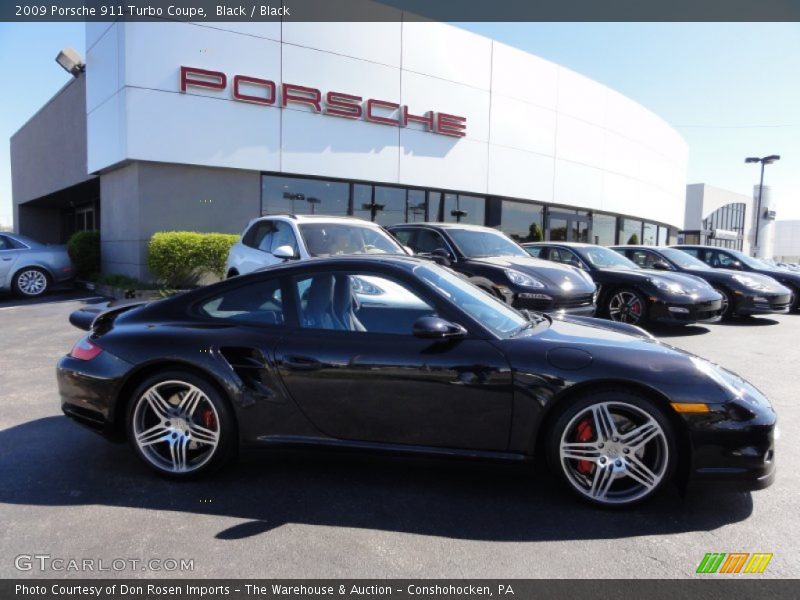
left=12, top=267, right=50, bottom=298
left=546, top=389, right=676, bottom=507
left=606, top=288, right=648, bottom=325
left=714, top=286, right=733, bottom=319
left=126, top=370, right=237, bottom=479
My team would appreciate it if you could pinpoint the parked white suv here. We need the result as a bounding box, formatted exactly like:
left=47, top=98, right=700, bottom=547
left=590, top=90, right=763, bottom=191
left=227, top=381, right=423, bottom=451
left=225, top=214, right=410, bottom=278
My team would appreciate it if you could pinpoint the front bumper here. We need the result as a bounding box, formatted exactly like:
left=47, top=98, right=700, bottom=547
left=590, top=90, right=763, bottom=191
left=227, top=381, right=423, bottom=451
left=649, top=297, right=722, bottom=325
left=684, top=401, right=776, bottom=492
left=511, top=292, right=596, bottom=317
left=57, top=352, right=132, bottom=439
left=734, top=292, right=792, bottom=316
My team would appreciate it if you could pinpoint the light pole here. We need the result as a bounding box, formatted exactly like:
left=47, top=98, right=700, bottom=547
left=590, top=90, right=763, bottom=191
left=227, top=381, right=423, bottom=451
left=745, top=155, right=780, bottom=256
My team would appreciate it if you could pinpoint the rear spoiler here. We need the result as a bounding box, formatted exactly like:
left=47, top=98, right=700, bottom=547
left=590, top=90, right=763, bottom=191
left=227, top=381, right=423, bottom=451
left=69, top=300, right=147, bottom=331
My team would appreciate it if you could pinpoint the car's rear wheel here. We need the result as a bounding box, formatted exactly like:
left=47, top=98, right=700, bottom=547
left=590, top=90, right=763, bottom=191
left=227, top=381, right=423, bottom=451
left=13, top=267, right=50, bottom=297
left=127, top=371, right=236, bottom=478
left=547, top=390, right=675, bottom=507
left=607, top=289, right=647, bottom=325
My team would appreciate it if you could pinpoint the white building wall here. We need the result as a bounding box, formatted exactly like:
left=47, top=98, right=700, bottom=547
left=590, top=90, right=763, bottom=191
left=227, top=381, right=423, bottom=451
left=774, top=220, right=800, bottom=262
left=86, top=19, right=688, bottom=227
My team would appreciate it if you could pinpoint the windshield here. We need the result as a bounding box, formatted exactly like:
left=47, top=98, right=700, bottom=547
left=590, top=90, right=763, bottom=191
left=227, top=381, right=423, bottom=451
left=659, top=247, right=710, bottom=270
left=299, top=223, right=406, bottom=257
left=446, top=228, right=529, bottom=258
left=725, top=248, right=773, bottom=270
left=577, top=246, right=639, bottom=269
left=415, top=264, right=531, bottom=337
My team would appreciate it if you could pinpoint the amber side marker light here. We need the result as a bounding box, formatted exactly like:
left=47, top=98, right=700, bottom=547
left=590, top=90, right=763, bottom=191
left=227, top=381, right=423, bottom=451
left=671, top=403, right=710, bottom=413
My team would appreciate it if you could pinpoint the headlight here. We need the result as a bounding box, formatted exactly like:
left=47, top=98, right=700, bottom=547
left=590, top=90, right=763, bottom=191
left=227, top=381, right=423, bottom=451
left=352, top=277, right=384, bottom=295
left=732, top=274, right=769, bottom=291
left=690, top=357, right=770, bottom=408
left=506, top=269, right=545, bottom=289
left=648, top=277, right=687, bottom=295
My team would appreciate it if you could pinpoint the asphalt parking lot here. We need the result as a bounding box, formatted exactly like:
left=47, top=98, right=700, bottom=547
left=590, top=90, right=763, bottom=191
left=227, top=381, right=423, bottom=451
left=1, top=289, right=798, bottom=579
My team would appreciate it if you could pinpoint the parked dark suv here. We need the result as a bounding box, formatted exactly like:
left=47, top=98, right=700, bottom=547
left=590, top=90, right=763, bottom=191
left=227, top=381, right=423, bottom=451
left=524, top=242, right=722, bottom=326
left=387, top=223, right=597, bottom=316
left=672, top=245, right=800, bottom=311
left=613, top=245, right=793, bottom=318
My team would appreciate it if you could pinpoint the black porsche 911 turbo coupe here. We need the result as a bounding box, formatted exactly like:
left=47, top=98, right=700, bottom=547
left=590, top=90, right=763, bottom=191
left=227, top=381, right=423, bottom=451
left=58, top=256, right=775, bottom=507
left=523, top=242, right=723, bottom=327
left=612, top=245, right=793, bottom=318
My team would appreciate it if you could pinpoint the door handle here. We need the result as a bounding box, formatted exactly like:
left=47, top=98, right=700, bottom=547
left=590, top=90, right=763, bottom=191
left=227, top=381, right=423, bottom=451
left=283, top=355, right=324, bottom=371
left=1, top=257, right=11, bottom=261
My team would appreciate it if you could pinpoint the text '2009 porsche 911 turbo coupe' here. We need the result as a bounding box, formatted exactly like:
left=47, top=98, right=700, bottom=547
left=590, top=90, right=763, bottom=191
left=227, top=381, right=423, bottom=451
left=58, top=256, right=775, bottom=507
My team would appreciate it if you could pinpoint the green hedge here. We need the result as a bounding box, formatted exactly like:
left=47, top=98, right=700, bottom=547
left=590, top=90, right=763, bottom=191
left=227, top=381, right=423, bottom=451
left=147, top=231, right=238, bottom=288
left=67, top=230, right=101, bottom=279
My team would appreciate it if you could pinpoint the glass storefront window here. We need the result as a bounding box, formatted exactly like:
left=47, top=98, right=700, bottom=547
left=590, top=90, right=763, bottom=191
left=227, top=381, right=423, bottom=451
left=592, top=213, right=617, bottom=246
left=500, top=201, right=544, bottom=243
left=352, top=185, right=407, bottom=226
left=620, top=218, right=643, bottom=245
left=407, top=190, right=428, bottom=222
left=657, top=226, right=668, bottom=246
left=262, top=175, right=349, bottom=216
left=442, top=194, right=485, bottom=226
left=548, top=216, right=568, bottom=241
left=642, top=222, right=657, bottom=245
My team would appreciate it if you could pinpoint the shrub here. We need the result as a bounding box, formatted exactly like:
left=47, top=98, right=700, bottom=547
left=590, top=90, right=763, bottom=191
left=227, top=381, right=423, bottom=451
left=147, top=231, right=238, bottom=288
left=627, top=233, right=640, bottom=245
left=67, top=230, right=101, bottom=279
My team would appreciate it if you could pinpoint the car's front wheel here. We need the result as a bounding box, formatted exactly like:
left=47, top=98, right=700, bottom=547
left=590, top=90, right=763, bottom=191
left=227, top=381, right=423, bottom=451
left=13, top=267, right=50, bottom=297
left=547, top=390, right=676, bottom=507
left=714, top=286, right=733, bottom=319
left=127, top=371, right=236, bottom=478
left=607, top=289, right=647, bottom=325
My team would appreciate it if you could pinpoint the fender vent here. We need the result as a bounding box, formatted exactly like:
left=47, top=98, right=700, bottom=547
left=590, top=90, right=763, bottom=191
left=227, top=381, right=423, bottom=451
left=218, top=347, right=278, bottom=400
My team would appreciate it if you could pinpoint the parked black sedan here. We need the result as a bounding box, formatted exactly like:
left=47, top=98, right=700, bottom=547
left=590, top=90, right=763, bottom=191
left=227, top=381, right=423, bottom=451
left=672, top=245, right=800, bottom=311
left=523, top=242, right=723, bottom=326
left=58, top=256, right=774, bottom=507
left=612, top=245, right=793, bottom=318
left=387, top=223, right=597, bottom=316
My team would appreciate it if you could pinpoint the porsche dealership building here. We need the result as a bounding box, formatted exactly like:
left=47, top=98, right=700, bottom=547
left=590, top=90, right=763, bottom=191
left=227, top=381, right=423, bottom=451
left=11, top=19, right=689, bottom=279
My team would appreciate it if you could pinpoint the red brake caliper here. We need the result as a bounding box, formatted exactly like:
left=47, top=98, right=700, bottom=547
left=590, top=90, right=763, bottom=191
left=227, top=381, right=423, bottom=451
left=202, top=409, right=217, bottom=430
left=575, top=418, right=595, bottom=475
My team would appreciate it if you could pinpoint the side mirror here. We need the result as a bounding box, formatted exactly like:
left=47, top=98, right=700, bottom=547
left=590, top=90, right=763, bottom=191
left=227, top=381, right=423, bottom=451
left=413, top=316, right=467, bottom=339
left=730, top=260, right=743, bottom=271
left=429, top=247, right=453, bottom=266
left=273, top=245, right=297, bottom=260
left=652, top=261, right=671, bottom=271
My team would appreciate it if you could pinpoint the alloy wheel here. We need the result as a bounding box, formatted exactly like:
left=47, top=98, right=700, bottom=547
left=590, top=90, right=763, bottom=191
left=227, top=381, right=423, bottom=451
left=132, top=380, right=221, bottom=474
left=608, top=291, right=644, bottom=324
left=16, top=269, right=48, bottom=296
left=716, top=288, right=730, bottom=317
left=558, top=401, right=669, bottom=505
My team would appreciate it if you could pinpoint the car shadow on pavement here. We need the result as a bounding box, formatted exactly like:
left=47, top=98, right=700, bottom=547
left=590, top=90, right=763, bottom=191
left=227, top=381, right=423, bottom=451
left=648, top=324, right=710, bottom=338
left=0, top=288, right=106, bottom=309
left=0, top=416, right=754, bottom=543
left=714, top=316, right=780, bottom=327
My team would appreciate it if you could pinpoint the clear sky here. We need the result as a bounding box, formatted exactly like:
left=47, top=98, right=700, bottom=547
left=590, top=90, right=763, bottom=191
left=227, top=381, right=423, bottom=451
left=1, top=21, right=799, bottom=228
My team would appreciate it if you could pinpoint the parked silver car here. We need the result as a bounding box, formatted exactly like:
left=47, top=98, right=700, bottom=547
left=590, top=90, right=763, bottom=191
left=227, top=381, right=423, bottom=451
left=0, top=233, right=74, bottom=297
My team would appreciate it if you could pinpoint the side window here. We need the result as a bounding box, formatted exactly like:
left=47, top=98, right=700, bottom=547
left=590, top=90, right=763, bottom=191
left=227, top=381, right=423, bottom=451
left=708, top=250, right=735, bottom=268
left=550, top=248, right=580, bottom=267
left=391, top=229, right=415, bottom=247
left=630, top=250, right=663, bottom=269
left=680, top=247, right=701, bottom=259
left=414, top=229, right=450, bottom=255
left=525, top=245, right=542, bottom=258
left=242, top=221, right=275, bottom=252
left=294, top=272, right=436, bottom=335
left=198, top=278, right=284, bottom=325
left=271, top=222, right=298, bottom=254
left=0, top=236, right=10, bottom=251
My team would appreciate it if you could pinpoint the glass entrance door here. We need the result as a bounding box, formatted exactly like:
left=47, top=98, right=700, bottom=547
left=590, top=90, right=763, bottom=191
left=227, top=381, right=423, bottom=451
left=547, top=211, right=591, bottom=242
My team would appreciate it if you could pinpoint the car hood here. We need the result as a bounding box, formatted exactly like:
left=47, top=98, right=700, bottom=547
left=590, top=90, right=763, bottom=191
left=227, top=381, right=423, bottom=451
left=755, top=266, right=800, bottom=285
left=468, top=256, right=595, bottom=294
left=597, top=267, right=714, bottom=294
left=708, top=268, right=791, bottom=292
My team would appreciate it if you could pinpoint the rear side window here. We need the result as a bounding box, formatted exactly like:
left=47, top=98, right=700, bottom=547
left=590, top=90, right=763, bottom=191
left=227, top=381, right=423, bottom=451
left=524, top=245, right=542, bottom=258
left=391, top=229, right=415, bottom=246
left=0, top=236, right=11, bottom=250
left=630, top=250, right=663, bottom=269
left=679, top=248, right=701, bottom=258
left=242, top=221, right=275, bottom=250
left=198, top=278, right=284, bottom=325
left=413, top=229, right=449, bottom=254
